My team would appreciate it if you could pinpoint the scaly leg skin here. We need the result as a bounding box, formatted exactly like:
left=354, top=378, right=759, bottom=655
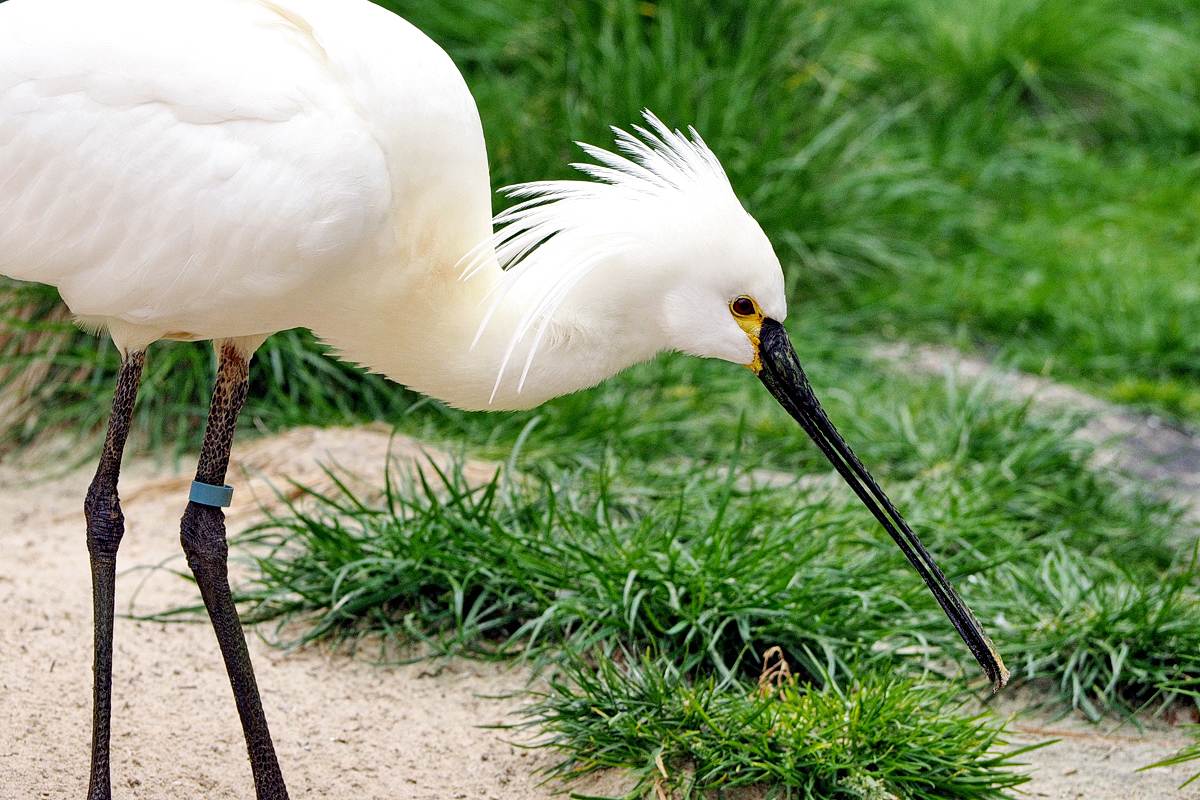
left=84, top=350, right=145, bottom=800
left=179, top=343, right=289, bottom=800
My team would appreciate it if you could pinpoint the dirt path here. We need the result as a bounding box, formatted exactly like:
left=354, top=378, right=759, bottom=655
left=874, top=342, right=1200, bottom=521
left=2, top=422, right=1199, bottom=798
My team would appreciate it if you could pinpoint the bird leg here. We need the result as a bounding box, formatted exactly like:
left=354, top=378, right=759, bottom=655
left=179, top=343, right=289, bottom=800
left=84, top=349, right=144, bottom=800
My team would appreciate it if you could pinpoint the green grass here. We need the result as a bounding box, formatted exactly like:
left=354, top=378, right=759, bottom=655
left=227, top=357, right=1192, bottom=693
left=526, top=653, right=1035, bottom=799
left=208, top=348, right=1196, bottom=794
left=855, top=143, right=1200, bottom=416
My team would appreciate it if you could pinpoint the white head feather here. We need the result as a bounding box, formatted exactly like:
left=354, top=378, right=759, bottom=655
left=461, top=110, right=785, bottom=402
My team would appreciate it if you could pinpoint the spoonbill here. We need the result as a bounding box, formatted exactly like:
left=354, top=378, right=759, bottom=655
left=0, top=0, right=1008, bottom=797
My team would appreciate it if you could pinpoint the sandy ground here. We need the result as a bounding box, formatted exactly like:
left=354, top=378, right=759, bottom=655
left=0, top=427, right=634, bottom=799
left=2, top=424, right=1199, bottom=798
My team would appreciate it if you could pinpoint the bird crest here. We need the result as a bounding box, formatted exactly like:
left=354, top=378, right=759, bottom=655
left=459, top=110, right=742, bottom=400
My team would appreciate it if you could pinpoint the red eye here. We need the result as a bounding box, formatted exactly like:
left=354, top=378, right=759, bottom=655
left=732, top=296, right=756, bottom=316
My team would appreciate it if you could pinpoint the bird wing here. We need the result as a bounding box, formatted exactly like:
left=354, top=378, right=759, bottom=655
left=0, top=0, right=391, bottom=335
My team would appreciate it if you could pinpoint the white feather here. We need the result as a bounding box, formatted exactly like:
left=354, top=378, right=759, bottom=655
left=0, top=0, right=394, bottom=342
left=0, top=0, right=784, bottom=413
left=473, top=111, right=742, bottom=398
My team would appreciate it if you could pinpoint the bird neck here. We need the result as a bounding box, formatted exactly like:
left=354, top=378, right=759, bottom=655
left=313, top=251, right=667, bottom=411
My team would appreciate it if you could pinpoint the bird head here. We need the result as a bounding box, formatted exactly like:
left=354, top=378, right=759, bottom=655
left=477, top=113, right=789, bottom=379
left=474, top=111, right=1007, bottom=691
left=652, top=188, right=787, bottom=368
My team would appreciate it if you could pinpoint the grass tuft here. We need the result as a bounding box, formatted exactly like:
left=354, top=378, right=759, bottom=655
left=981, top=549, right=1200, bottom=720
left=524, top=650, right=1033, bottom=799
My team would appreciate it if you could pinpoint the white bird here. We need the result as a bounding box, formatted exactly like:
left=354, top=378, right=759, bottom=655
left=0, top=0, right=1008, bottom=797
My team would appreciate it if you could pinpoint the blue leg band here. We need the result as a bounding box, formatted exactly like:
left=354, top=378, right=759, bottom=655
left=189, top=480, right=234, bottom=508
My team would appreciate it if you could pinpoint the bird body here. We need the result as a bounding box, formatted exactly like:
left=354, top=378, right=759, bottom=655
left=1, top=0, right=491, bottom=401
left=0, top=2, right=1006, bottom=797
left=0, top=0, right=783, bottom=410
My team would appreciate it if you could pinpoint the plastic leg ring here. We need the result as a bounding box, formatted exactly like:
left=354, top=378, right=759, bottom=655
left=190, top=480, right=234, bottom=508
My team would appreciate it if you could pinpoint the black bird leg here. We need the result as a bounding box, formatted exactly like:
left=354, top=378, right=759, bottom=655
left=179, top=342, right=289, bottom=800
left=85, top=349, right=144, bottom=800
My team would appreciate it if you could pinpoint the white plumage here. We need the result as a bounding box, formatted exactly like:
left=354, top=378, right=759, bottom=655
left=0, top=0, right=785, bottom=411
left=471, top=116, right=778, bottom=398
left=1, top=0, right=400, bottom=336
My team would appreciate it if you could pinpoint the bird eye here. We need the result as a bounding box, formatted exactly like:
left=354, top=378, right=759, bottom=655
left=731, top=296, right=756, bottom=317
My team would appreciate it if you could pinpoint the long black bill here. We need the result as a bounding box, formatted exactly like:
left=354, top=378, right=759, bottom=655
left=755, top=318, right=1008, bottom=692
